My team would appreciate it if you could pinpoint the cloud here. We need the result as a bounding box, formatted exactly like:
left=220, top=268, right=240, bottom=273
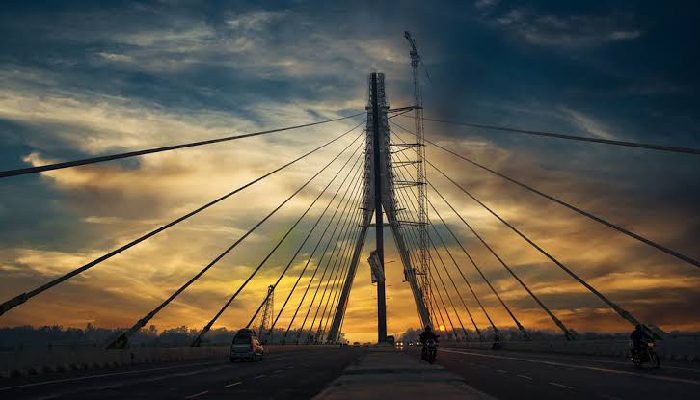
left=95, top=52, right=133, bottom=63
left=483, top=8, right=642, bottom=47
left=608, top=30, right=641, bottom=41
left=29, top=7, right=409, bottom=83
left=0, top=79, right=358, bottom=153
left=474, top=0, right=499, bottom=10
left=225, top=10, right=287, bottom=32
left=560, top=107, right=617, bottom=140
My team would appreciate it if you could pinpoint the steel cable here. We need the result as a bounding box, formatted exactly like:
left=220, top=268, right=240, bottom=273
left=1, top=112, right=364, bottom=178
left=407, top=115, right=700, bottom=155
left=0, top=122, right=363, bottom=318
left=251, top=160, right=365, bottom=334
left=282, top=176, right=364, bottom=339
left=392, top=119, right=700, bottom=271
left=189, top=133, right=364, bottom=346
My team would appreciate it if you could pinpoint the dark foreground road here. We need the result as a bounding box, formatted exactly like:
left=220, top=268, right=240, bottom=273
left=433, top=347, right=700, bottom=400
left=0, top=347, right=365, bottom=400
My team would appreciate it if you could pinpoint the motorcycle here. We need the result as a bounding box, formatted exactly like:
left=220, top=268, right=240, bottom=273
left=421, top=339, right=438, bottom=363
left=630, top=339, right=660, bottom=368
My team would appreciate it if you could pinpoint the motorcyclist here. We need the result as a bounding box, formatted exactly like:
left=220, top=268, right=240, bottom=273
left=492, top=332, right=502, bottom=350
left=419, top=325, right=439, bottom=345
left=630, top=324, right=653, bottom=355
left=418, top=325, right=439, bottom=360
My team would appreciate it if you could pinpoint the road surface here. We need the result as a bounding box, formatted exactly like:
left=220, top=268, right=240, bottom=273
left=433, top=346, right=700, bottom=400
left=1, top=347, right=365, bottom=400
left=4, top=346, right=700, bottom=399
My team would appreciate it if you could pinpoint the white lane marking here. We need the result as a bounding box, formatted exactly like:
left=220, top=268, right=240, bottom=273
left=441, top=349, right=700, bottom=386
left=273, top=369, right=285, bottom=374
left=0, top=360, right=221, bottom=391
left=125, top=365, right=231, bottom=384
left=517, top=374, right=533, bottom=380
left=254, top=374, right=267, bottom=379
left=225, top=381, right=242, bottom=388
left=496, top=369, right=507, bottom=373
left=548, top=382, right=573, bottom=389
left=184, top=390, right=208, bottom=399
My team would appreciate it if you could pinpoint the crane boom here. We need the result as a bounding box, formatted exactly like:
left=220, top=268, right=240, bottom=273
left=404, top=31, right=420, bottom=65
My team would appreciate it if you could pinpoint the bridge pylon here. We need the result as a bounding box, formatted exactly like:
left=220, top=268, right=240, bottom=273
left=326, top=72, right=431, bottom=344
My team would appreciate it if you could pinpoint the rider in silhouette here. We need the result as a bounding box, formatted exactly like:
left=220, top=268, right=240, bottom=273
left=419, top=325, right=439, bottom=344
left=631, top=324, right=653, bottom=355
left=419, top=325, right=439, bottom=359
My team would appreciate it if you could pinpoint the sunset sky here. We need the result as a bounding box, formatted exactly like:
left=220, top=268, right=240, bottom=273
left=1, top=1, right=699, bottom=343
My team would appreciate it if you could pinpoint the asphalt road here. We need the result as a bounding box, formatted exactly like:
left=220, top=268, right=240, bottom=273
left=0, top=347, right=366, bottom=400
left=430, top=346, right=700, bottom=400
left=4, top=346, right=699, bottom=399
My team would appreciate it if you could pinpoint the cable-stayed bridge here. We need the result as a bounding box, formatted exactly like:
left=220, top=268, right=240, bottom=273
left=1, top=61, right=699, bottom=400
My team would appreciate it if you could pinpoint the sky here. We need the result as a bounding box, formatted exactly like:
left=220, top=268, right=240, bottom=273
left=0, top=0, right=699, bottom=343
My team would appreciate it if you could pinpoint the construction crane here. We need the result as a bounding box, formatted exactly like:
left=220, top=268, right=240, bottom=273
left=258, top=285, right=275, bottom=343
left=403, top=31, right=430, bottom=316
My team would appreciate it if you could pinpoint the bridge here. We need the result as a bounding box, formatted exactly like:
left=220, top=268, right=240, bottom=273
left=1, top=33, right=699, bottom=400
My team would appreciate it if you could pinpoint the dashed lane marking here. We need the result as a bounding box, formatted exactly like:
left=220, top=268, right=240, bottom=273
left=225, top=381, right=242, bottom=388
left=548, top=382, right=573, bottom=389
left=496, top=369, right=507, bottom=373
left=254, top=374, right=267, bottom=379
left=517, top=374, right=533, bottom=380
left=184, top=390, right=208, bottom=399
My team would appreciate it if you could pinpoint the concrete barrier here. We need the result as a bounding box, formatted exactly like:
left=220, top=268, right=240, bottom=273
left=0, top=344, right=337, bottom=378
left=443, top=334, right=700, bottom=362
